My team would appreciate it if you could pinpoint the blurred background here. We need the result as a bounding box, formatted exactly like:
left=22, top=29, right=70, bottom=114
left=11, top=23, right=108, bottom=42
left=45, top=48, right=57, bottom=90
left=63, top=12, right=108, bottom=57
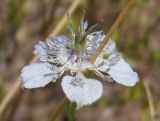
left=0, top=0, right=160, bottom=121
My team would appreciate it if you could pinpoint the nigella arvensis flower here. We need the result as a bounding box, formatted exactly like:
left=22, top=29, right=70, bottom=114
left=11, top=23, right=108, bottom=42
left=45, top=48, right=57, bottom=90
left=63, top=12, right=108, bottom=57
left=21, top=16, right=139, bottom=109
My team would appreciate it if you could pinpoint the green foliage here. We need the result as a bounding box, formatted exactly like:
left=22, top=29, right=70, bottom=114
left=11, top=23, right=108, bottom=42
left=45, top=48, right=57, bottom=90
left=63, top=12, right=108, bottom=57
left=124, top=82, right=146, bottom=102
left=93, top=83, right=147, bottom=109
left=153, top=49, right=160, bottom=62
left=126, top=38, right=135, bottom=49
left=6, top=0, right=26, bottom=28
left=64, top=102, right=77, bottom=121
left=137, top=0, right=149, bottom=6
left=141, top=107, right=151, bottom=121
left=106, top=95, right=125, bottom=106
left=92, top=95, right=125, bottom=108
left=92, top=99, right=107, bottom=108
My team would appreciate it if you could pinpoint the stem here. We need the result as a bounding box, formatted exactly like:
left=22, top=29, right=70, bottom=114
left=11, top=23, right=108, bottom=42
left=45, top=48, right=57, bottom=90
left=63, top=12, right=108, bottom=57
left=0, top=0, right=81, bottom=118
left=48, top=0, right=136, bottom=121
left=48, top=97, right=69, bottom=121
left=144, top=81, right=156, bottom=120
left=0, top=79, right=21, bottom=118
left=90, top=0, right=136, bottom=63
left=4, top=89, right=23, bottom=121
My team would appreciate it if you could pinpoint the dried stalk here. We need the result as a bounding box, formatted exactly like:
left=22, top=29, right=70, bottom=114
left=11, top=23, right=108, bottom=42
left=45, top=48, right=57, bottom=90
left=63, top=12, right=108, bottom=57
left=48, top=0, right=136, bottom=121
left=0, top=79, right=21, bottom=119
left=90, top=0, right=136, bottom=63
left=4, top=90, right=23, bottom=121
left=0, top=0, right=82, bottom=118
left=144, top=81, right=156, bottom=120
left=48, top=97, right=69, bottom=121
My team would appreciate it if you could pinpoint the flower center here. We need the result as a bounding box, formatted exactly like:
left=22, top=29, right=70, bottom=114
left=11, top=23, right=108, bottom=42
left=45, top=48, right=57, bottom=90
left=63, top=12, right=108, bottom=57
left=70, top=71, right=85, bottom=88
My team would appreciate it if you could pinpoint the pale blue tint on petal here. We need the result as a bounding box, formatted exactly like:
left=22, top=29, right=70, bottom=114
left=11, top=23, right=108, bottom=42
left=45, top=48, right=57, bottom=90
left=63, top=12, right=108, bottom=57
left=33, top=41, right=48, bottom=61
left=95, top=52, right=121, bottom=72
left=61, top=75, right=103, bottom=109
left=21, top=62, right=55, bottom=89
left=91, top=31, right=104, bottom=49
left=47, top=36, right=69, bottom=45
left=108, top=58, right=139, bottom=86
left=94, top=40, right=118, bottom=74
left=104, top=39, right=116, bottom=53
left=86, top=31, right=104, bottom=57
left=108, top=52, right=121, bottom=66
left=47, top=36, right=71, bottom=65
left=65, top=58, right=94, bottom=71
left=33, top=36, right=71, bottom=65
left=86, top=33, right=116, bottom=59
left=83, top=20, right=88, bottom=30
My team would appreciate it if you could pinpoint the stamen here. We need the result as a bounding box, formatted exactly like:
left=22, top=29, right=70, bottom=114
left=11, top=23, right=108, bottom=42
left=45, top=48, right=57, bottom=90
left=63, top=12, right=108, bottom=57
left=94, top=68, right=114, bottom=82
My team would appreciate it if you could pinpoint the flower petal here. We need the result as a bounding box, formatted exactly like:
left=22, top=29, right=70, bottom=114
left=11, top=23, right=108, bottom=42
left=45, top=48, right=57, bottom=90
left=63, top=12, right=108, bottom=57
left=83, top=20, right=88, bottom=30
left=104, top=39, right=116, bottom=53
left=108, top=58, right=139, bottom=86
left=61, top=75, right=103, bottom=109
left=95, top=52, right=121, bottom=72
left=65, top=60, right=93, bottom=72
left=21, top=62, right=55, bottom=89
left=33, top=41, right=48, bottom=61
left=33, top=36, right=70, bottom=65
left=86, top=31, right=104, bottom=54
left=87, top=32, right=115, bottom=55
left=88, top=37, right=116, bottom=66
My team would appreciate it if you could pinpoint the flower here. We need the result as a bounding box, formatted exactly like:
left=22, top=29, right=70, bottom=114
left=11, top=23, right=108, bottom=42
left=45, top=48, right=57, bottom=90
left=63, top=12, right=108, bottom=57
left=21, top=17, right=139, bottom=109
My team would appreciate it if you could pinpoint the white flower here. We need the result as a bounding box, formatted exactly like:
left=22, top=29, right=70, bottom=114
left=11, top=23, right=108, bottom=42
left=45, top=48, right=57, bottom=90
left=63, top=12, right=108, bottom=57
left=61, top=73, right=103, bottom=109
left=21, top=19, right=139, bottom=109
